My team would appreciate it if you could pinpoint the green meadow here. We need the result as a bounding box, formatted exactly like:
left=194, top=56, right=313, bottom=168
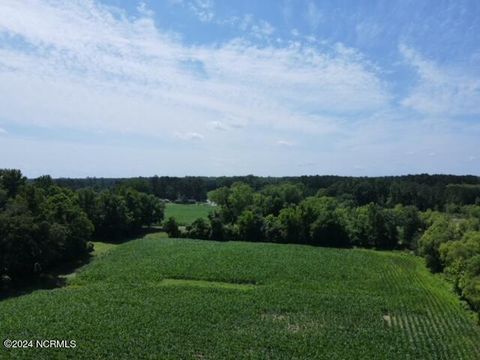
left=1, top=233, right=479, bottom=359
left=164, top=202, right=214, bottom=225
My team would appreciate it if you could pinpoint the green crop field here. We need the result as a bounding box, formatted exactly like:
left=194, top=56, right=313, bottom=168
left=1, top=233, right=480, bottom=359
left=164, top=203, right=214, bottom=225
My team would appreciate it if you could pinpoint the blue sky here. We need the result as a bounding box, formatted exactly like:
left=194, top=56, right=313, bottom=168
left=0, top=0, right=479, bottom=177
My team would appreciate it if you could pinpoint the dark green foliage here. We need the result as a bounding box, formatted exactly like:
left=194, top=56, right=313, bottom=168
left=277, top=206, right=305, bottom=243
left=39, top=192, right=94, bottom=260
left=392, top=205, right=424, bottom=248
left=0, top=169, right=25, bottom=198
left=256, top=183, right=305, bottom=215
left=208, top=211, right=225, bottom=241
left=163, top=217, right=180, bottom=238
left=310, top=211, right=349, bottom=247
left=0, top=186, right=8, bottom=210
left=186, top=217, right=211, bottom=239
left=0, top=209, right=48, bottom=278
left=445, top=184, right=480, bottom=205
left=94, top=191, right=132, bottom=240
left=439, top=231, right=480, bottom=317
left=348, top=204, right=396, bottom=248
left=185, top=183, right=423, bottom=250
left=0, top=181, right=93, bottom=282
left=33, top=175, right=54, bottom=189
left=262, top=214, right=283, bottom=243
left=237, top=210, right=264, bottom=242
left=463, top=255, right=480, bottom=314
left=418, top=215, right=458, bottom=272
left=0, top=169, right=164, bottom=285
left=55, top=174, right=480, bottom=209
left=76, top=188, right=164, bottom=241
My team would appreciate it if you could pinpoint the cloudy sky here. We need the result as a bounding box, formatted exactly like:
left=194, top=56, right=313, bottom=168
left=0, top=0, right=479, bottom=177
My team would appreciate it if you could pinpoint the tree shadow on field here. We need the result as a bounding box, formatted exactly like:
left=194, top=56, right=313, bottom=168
left=95, top=226, right=163, bottom=244
left=0, top=255, right=92, bottom=302
left=0, top=227, right=165, bottom=302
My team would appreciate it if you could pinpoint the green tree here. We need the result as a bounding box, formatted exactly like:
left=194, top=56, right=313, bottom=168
left=263, top=214, right=283, bottom=243
left=349, top=203, right=397, bottom=249
left=237, top=210, right=264, bottom=242
left=439, top=232, right=480, bottom=290
left=164, top=217, right=180, bottom=238
left=187, top=218, right=211, bottom=239
left=40, top=192, right=94, bottom=260
left=310, top=211, right=349, bottom=247
left=393, top=205, right=423, bottom=248
left=209, top=212, right=225, bottom=241
left=418, top=216, right=457, bottom=272
left=95, top=191, right=132, bottom=241
left=278, top=206, right=305, bottom=243
left=0, top=169, right=25, bottom=198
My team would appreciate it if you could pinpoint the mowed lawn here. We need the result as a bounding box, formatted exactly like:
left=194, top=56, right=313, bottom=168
left=164, top=203, right=213, bottom=225
left=1, top=234, right=480, bottom=359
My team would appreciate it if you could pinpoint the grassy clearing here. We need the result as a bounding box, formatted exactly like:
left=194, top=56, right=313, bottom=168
left=1, top=233, right=480, bottom=359
left=164, top=202, right=213, bottom=225
left=91, top=242, right=119, bottom=257
left=160, top=278, right=256, bottom=291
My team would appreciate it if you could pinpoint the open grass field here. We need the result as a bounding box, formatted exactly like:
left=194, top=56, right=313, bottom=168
left=1, top=233, right=480, bottom=359
left=164, top=203, right=214, bottom=225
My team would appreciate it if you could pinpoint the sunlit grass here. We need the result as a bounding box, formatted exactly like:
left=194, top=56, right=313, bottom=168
left=164, top=203, right=213, bottom=225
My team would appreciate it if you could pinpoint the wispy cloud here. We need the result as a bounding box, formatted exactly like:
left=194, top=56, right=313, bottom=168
left=209, top=121, right=227, bottom=131
left=400, top=44, right=480, bottom=116
left=306, top=1, right=323, bottom=30
left=1, top=0, right=477, bottom=177
left=187, top=0, right=215, bottom=23
left=276, top=139, right=295, bottom=147
left=175, top=132, right=205, bottom=141
left=250, top=20, right=275, bottom=39
left=168, top=0, right=215, bottom=22
left=0, top=0, right=389, bottom=140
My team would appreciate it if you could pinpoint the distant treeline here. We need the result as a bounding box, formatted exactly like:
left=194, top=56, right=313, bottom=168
left=54, top=174, right=480, bottom=210
left=1, top=169, right=164, bottom=287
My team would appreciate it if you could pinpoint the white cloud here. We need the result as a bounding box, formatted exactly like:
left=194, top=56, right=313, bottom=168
left=306, top=1, right=322, bottom=30
left=251, top=20, right=275, bottom=38
left=175, top=132, right=204, bottom=141
left=225, top=14, right=275, bottom=40
left=136, top=2, right=154, bottom=18
left=209, top=121, right=227, bottom=131
left=400, top=44, right=480, bottom=116
left=0, top=127, right=7, bottom=134
left=188, top=0, right=215, bottom=22
left=0, top=0, right=427, bottom=177
left=276, top=139, right=295, bottom=147
left=0, top=0, right=390, bottom=142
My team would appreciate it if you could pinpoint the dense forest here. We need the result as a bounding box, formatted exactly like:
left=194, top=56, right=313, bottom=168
left=2, top=169, right=480, bottom=321
left=0, top=169, right=164, bottom=289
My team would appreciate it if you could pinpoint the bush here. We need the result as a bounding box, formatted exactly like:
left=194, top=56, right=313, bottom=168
left=164, top=217, right=180, bottom=238
left=187, top=218, right=211, bottom=239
